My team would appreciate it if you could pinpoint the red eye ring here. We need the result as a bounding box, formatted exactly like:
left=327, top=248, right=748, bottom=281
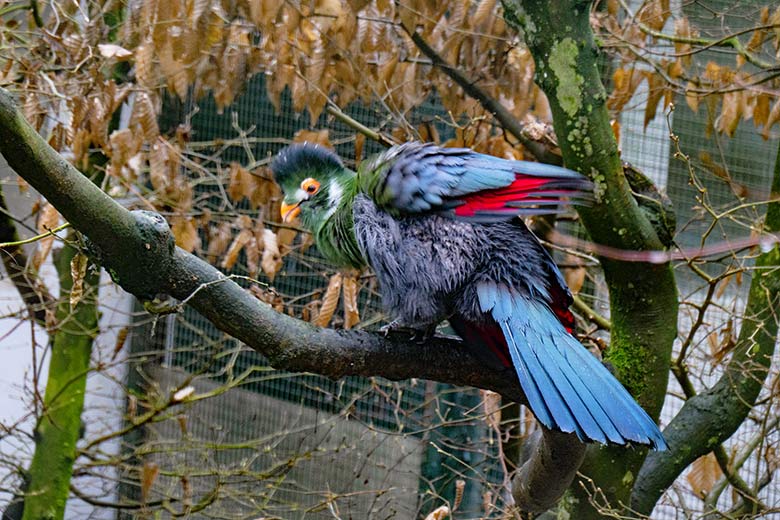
left=301, top=177, right=320, bottom=195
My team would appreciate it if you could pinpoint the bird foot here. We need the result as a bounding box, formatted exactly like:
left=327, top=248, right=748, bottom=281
left=379, top=319, right=437, bottom=343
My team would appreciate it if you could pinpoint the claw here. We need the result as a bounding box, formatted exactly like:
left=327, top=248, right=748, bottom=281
left=378, top=319, right=437, bottom=343
left=379, top=319, right=405, bottom=337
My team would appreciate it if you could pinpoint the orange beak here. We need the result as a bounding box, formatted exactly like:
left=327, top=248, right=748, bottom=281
left=280, top=201, right=301, bottom=223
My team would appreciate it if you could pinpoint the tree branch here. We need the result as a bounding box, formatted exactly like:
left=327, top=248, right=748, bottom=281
left=404, top=26, right=563, bottom=165
left=615, top=0, right=779, bottom=71
left=500, top=1, right=678, bottom=517
left=631, top=136, right=780, bottom=516
left=0, top=185, right=54, bottom=325
left=0, top=85, right=586, bottom=513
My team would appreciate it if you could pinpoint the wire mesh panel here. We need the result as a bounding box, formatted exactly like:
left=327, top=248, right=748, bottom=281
left=118, top=7, right=780, bottom=516
left=120, top=76, right=514, bottom=519
left=618, top=1, right=780, bottom=517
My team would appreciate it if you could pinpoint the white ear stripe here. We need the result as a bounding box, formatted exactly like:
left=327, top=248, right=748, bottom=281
left=324, top=179, right=343, bottom=219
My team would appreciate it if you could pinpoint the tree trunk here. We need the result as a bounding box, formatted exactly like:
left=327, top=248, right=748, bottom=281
left=501, top=1, right=678, bottom=517
left=22, top=242, right=98, bottom=520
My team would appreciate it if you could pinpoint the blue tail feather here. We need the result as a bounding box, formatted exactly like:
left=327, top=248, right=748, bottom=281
left=500, top=322, right=574, bottom=433
left=477, top=281, right=667, bottom=450
left=561, top=335, right=667, bottom=447
left=525, top=327, right=612, bottom=444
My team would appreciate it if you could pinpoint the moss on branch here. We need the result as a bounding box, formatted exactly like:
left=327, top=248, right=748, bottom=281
left=22, top=243, right=99, bottom=520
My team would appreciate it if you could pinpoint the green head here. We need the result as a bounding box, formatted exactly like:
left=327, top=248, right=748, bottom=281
left=271, top=143, right=354, bottom=232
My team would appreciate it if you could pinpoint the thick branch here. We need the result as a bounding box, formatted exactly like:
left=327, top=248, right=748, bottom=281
left=0, top=86, right=586, bottom=513
left=631, top=137, right=780, bottom=516
left=501, top=1, right=678, bottom=517
left=22, top=243, right=99, bottom=520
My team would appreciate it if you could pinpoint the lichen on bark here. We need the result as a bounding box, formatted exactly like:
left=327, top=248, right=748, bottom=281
left=548, top=38, right=584, bottom=117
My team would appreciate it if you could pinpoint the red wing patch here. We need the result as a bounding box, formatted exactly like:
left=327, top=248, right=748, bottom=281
left=453, top=176, right=552, bottom=218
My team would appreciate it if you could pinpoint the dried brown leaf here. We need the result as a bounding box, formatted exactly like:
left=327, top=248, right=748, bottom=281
left=261, top=229, right=282, bottom=280
left=772, top=7, right=780, bottom=52
left=227, top=162, right=254, bottom=202
left=316, top=273, right=342, bottom=327
left=221, top=229, right=252, bottom=270
left=745, top=7, right=769, bottom=56
left=685, top=82, right=700, bottom=113
left=250, top=175, right=279, bottom=207
left=453, top=479, right=466, bottom=511
left=170, top=215, right=201, bottom=252
left=22, top=90, right=41, bottom=129
left=303, top=299, right=320, bottom=323
left=424, top=506, right=450, bottom=520
left=108, top=128, right=139, bottom=176
left=112, top=327, right=129, bottom=361
left=473, top=0, right=497, bottom=30
left=135, top=39, right=157, bottom=89
left=481, top=389, right=501, bottom=431
left=148, top=140, right=170, bottom=193
left=637, top=0, right=670, bottom=32
left=204, top=6, right=225, bottom=48
left=246, top=235, right=260, bottom=278
left=248, top=0, right=283, bottom=27
left=342, top=273, right=360, bottom=329
left=98, top=43, right=133, bottom=61
left=31, top=203, right=60, bottom=272
left=644, top=72, right=664, bottom=128
left=378, top=53, right=399, bottom=88
left=276, top=227, right=297, bottom=254
left=754, top=93, right=771, bottom=128
left=765, top=445, right=780, bottom=473
left=699, top=151, right=730, bottom=181
left=355, top=133, right=365, bottom=163
left=159, top=39, right=189, bottom=101
left=762, top=99, right=780, bottom=140
left=610, top=119, right=621, bottom=146
left=214, top=21, right=251, bottom=110
left=563, top=265, right=586, bottom=295
left=607, top=67, right=641, bottom=113
left=674, top=17, right=693, bottom=67
left=69, top=252, right=88, bottom=310
left=710, top=319, right=736, bottom=365
left=141, top=461, right=160, bottom=503
left=686, top=453, right=723, bottom=499
left=717, top=92, right=742, bottom=137
left=133, top=91, right=159, bottom=141
left=290, top=74, right=307, bottom=114
left=293, top=129, right=332, bottom=147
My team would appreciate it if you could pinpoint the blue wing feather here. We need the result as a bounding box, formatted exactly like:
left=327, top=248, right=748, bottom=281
left=360, top=142, right=591, bottom=217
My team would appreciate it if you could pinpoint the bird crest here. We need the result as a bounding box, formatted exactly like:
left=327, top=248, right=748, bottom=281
left=271, top=142, right=344, bottom=186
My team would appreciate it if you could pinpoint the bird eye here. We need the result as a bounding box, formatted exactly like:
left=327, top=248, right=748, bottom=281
left=301, top=178, right=320, bottom=195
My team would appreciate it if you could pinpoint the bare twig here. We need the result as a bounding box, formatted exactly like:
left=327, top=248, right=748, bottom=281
left=404, top=27, right=562, bottom=165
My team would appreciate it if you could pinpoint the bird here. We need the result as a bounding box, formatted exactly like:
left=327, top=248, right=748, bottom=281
left=271, top=141, right=667, bottom=450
